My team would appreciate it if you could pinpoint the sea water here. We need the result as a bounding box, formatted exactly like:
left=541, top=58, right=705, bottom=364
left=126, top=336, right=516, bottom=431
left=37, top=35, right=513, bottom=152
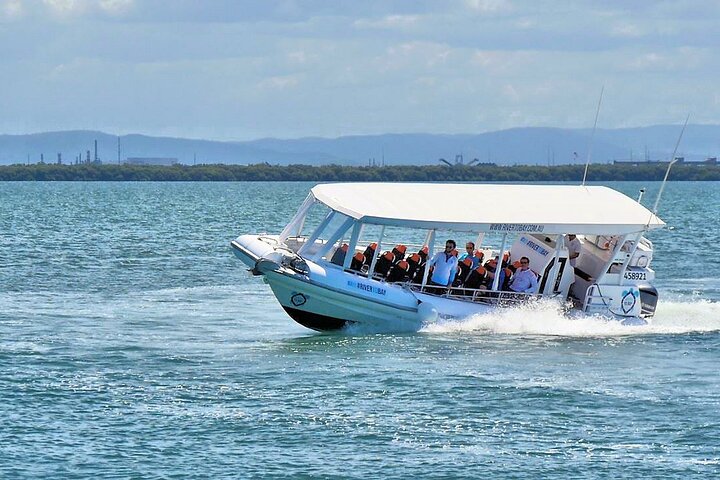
left=1, top=181, right=718, bottom=478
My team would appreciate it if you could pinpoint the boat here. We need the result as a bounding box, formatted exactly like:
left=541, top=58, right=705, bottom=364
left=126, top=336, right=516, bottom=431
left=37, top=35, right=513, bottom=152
left=231, top=183, right=665, bottom=332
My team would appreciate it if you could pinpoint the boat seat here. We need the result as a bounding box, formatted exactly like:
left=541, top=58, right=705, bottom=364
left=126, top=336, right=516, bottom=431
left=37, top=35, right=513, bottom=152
left=362, top=243, right=377, bottom=266
left=391, top=244, right=407, bottom=262
left=374, top=251, right=395, bottom=277
left=418, top=246, right=429, bottom=263
left=330, top=243, right=348, bottom=266
left=349, top=252, right=365, bottom=271
left=406, top=253, right=422, bottom=278
left=386, top=260, right=410, bottom=283
left=412, top=264, right=431, bottom=284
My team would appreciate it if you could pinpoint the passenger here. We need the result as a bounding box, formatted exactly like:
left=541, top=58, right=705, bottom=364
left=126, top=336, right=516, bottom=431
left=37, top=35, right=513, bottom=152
left=350, top=252, right=365, bottom=271
left=386, top=260, right=410, bottom=283
left=567, top=234, right=594, bottom=282
left=464, top=265, right=487, bottom=290
left=458, top=242, right=479, bottom=269
left=508, top=257, right=538, bottom=293
left=483, top=258, right=505, bottom=290
left=455, top=257, right=474, bottom=287
left=427, top=239, right=459, bottom=290
left=503, top=267, right=514, bottom=291
left=474, top=250, right=484, bottom=266
left=330, top=243, right=348, bottom=266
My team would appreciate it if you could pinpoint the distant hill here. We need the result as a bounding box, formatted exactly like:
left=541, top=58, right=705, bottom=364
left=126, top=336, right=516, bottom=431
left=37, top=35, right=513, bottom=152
left=1, top=125, right=718, bottom=166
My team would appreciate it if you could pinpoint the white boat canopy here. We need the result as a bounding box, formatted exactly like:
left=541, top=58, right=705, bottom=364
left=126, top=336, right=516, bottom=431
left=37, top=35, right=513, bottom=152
left=310, top=183, right=665, bottom=235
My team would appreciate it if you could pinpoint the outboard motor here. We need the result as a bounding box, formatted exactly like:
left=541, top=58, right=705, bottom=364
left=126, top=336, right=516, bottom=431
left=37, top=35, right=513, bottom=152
left=638, top=283, right=659, bottom=317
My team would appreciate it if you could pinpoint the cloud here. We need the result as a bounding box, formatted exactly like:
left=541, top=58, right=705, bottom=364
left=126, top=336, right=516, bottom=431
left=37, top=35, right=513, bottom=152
left=257, top=74, right=302, bottom=90
left=1, top=0, right=24, bottom=19
left=463, top=0, right=510, bottom=13
left=1, top=0, right=720, bottom=139
left=354, top=14, right=420, bottom=30
left=99, top=0, right=133, bottom=15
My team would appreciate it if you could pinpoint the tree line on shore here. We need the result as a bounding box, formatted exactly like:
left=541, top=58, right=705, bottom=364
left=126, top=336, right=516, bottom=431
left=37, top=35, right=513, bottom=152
left=1, top=162, right=719, bottom=181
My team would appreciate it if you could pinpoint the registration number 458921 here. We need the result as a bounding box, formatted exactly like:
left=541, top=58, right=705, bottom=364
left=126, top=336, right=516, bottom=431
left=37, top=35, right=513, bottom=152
left=623, top=271, right=647, bottom=281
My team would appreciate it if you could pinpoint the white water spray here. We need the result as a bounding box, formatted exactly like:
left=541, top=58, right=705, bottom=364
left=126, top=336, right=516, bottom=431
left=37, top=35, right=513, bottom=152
left=420, top=298, right=720, bottom=337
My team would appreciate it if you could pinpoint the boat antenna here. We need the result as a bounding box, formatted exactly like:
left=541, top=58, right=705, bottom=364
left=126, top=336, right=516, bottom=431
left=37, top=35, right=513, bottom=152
left=582, top=85, right=604, bottom=186
left=652, top=114, right=690, bottom=216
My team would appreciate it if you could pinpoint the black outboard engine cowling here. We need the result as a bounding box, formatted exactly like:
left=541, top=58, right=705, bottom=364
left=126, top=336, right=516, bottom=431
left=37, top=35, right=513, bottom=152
left=638, top=283, right=659, bottom=317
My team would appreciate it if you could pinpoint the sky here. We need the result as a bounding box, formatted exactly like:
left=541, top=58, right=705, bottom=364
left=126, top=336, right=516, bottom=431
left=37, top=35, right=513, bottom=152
left=1, top=0, right=719, bottom=140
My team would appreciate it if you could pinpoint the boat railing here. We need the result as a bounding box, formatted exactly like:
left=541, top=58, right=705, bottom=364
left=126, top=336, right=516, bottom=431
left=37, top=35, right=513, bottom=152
left=335, top=262, right=546, bottom=306
left=408, top=283, right=546, bottom=306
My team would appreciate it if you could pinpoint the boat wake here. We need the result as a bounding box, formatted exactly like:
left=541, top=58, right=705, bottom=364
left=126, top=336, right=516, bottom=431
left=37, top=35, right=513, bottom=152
left=420, top=296, right=720, bottom=337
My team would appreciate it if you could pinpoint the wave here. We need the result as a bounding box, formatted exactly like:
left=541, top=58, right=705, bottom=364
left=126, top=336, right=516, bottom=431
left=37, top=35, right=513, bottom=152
left=420, top=297, right=720, bottom=337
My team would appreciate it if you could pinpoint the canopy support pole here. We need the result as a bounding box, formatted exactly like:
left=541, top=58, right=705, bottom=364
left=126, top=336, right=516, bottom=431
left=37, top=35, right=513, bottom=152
left=420, top=229, right=436, bottom=289
left=491, top=233, right=508, bottom=291
left=343, top=222, right=362, bottom=270
left=545, top=234, right=564, bottom=295
left=314, top=216, right=354, bottom=261
left=298, top=210, right=334, bottom=257
left=594, top=233, right=629, bottom=285
left=618, top=232, right=644, bottom=285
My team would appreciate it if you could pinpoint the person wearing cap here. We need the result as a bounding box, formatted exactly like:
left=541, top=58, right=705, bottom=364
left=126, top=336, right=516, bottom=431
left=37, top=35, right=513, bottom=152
left=458, top=241, right=480, bottom=269
left=427, top=239, right=459, bottom=288
left=567, top=234, right=593, bottom=282
left=508, top=257, right=538, bottom=293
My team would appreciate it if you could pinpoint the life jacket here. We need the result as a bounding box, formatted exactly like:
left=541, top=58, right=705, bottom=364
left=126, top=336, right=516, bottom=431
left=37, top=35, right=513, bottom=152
left=474, top=250, right=484, bottom=264
left=455, top=257, right=473, bottom=286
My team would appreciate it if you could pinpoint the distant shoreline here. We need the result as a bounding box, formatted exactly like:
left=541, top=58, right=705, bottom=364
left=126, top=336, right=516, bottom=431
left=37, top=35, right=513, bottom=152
left=1, top=163, right=718, bottom=181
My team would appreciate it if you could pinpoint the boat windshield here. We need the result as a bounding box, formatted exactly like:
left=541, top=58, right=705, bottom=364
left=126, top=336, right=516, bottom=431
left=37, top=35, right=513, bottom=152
left=280, top=196, right=332, bottom=248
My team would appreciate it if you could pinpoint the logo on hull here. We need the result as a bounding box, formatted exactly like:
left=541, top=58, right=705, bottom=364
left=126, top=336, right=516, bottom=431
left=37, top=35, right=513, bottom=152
left=620, top=288, right=638, bottom=314
left=291, top=292, right=307, bottom=307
